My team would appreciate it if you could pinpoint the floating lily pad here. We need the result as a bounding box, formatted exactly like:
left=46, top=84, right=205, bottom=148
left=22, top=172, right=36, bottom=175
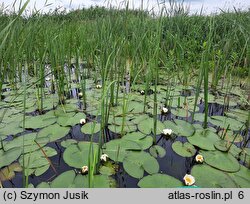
left=138, top=173, right=183, bottom=188
left=138, top=117, right=165, bottom=135
left=214, top=140, right=231, bottom=152
left=108, top=116, right=135, bottom=126
left=57, top=112, right=86, bottom=127
left=20, top=113, right=57, bottom=129
left=228, top=165, right=250, bottom=187
left=172, top=141, right=196, bottom=157
left=123, top=151, right=159, bottom=179
left=122, top=132, right=153, bottom=150
left=3, top=133, right=49, bottom=154
left=81, top=122, right=100, bottom=134
left=36, top=182, right=51, bottom=188
left=61, top=139, right=77, bottom=148
left=56, top=103, right=78, bottom=113
left=171, top=108, right=190, bottom=118
left=37, top=170, right=116, bottom=188
left=0, top=147, right=22, bottom=168
left=63, top=141, right=99, bottom=168
left=239, top=148, right=250, bottom=168
left=102, top=138, right=141, bottom=162
left=193, top=113, right=205, bottom=122
left=37, top=123, right=70, bottom=142
left=193, top=123, right=216, bottom=132
left=218, top=130, right=243, bottom=143
left=132, top=114, right=150, bottom=124
left=200, top=150, right=240, bottom=172
left=137, top=118, right=153, bottom=135
left=215, top=97, right=238, bottom=107
left=149, top=145, right=166, bottom=158
left=41, top=98, right=58, bottom=111
left=164, top=119, right=195, bottom=137
left=225, top=109, right=249, bottom=123
left=108, top=124, right=137, bottom=134
left=228, top=144, right=242, bottom=157
left=127, top=101, right=145, bottom=113
left=187, top=129, right=220, bottom=150
left=0, top=121, right=24, bottom=137
left=19, top=147, right=57, bottom=176
left=191, top=164, right=237, bottom=187
left=99, top=166, right=116, bottom=176
left=209, top=116, right=244, bottom=130
left=50, top=170, right=76, bottom=188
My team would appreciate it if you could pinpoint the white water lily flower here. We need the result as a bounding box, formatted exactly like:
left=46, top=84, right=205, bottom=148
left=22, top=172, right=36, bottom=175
left=195, top=154, right=204, bottom=163
left=183, top=174, right=195, bottom=186
left=78, top=92, right=83, bottom=97
left=100, top=153, right=109, bottom=162
left=162, top=128, right=172, bottom=136
left=80, top=118, right=86, bottom=125
left=81, top=166, right=88, bottom=174
left=96, top=84, right=102, bottom=89
left=45, top=77, right=51, bottom=81
left=140, top=90, right=145, bottom=95
left=162, top=107, right=168, bottom=113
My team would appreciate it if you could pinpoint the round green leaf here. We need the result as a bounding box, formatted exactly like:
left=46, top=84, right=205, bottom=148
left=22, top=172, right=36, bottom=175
left=102, top=139, right=141, bottom=162
left=172, top=141, right=196, bottom=157
left=164, top=119, right=195, bottom=137
left=228, top=165, right=250, bottom=188
left=3, top=133, right=48, bottom=154
left=99, top=166, right=115, bottom=176
left=61, top=139, right=77, bottom=148
left=149, top=145, right=166, bottom=158
left=191, top=164, right=237, bottom=187
left=123, top=151, right=159, bottom=179
left=37, top=123, right=70, bottom=142
left=108, top=124, right=137, bottom=134
left=218, top=130, right=243, bottom=143
left=171, top=108, right=190, bottom=118
left=187, top=129, right=220, bottom=150
left=63, top=141, right=99, bottom=168
left=122, top=132, right=153, bottom=150
left=21, top=114, right=57, bottom=129
left=138, top=174, right=183, bottom=188
left=57, top=112, right=86, bottom=127
left=0, top=148, right=22, bottom=168
left=201, top=150, right=240, bottom=172
left=51, top=170, right=76, bottom=188
left=214, top=140, right=231, bottom=152
left=19, top=147, right=57, bottom=176
left=81, top=122, right=100, bottom=134
left=209, top=116, right=244, bottom=131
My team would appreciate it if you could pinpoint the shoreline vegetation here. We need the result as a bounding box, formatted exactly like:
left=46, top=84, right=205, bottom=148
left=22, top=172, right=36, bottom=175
left=0, top=0, right=249, bottom=188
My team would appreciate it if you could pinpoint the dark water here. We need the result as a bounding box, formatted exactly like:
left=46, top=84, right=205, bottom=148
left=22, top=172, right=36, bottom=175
left=2, top=121, right=195, bottom=188
left=1, top=87, right=249, bottom=188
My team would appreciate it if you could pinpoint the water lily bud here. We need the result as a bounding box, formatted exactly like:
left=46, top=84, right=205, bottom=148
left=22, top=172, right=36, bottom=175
left=78, top=92, right=83, bottom=97
left=183, top=174, right=195, bottom=186
left=162, top=128, right=172, bottom=136
left=100, top=153, right=109, bottom=162
left=80, top=118, right=86, bottom=125
left=96, top=84, right=102, bottom=89
left=140, top=90, right=145, bottom=95
left=81, top=166, right=88, bottom=174
left=162, top=107, right=168, bottom=114
left=195, top=154, right=204, bottom=163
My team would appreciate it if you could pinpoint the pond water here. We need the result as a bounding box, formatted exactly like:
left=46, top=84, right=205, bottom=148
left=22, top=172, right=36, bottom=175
left=0, top=78, right=249, bottom=188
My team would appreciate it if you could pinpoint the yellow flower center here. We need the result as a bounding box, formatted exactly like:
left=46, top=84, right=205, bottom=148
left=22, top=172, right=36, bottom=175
left=185, top=177, right=192, bottom=185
